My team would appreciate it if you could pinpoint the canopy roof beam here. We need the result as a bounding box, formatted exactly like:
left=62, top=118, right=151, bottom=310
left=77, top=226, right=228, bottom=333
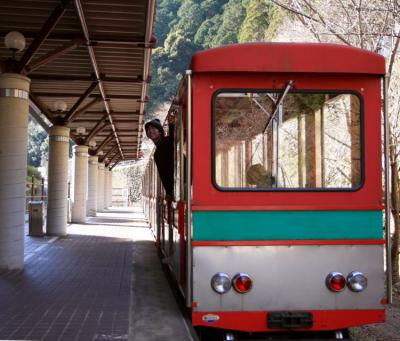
left=94, top=132, right=114, bottom=155
left=25, top=39, right=84, bottom=74
left=74, top=0, right=124, bottom=160
left=17, top=0, right=72, bottom=73
left=83, top=115, right=108, bottom=144
left=29, top=74, right=148, bottom=83
left=64, top=81, right=98, bottom=122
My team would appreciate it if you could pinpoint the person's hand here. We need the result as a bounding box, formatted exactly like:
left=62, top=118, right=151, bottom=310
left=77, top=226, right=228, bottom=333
left=167, top=110, right=176, bottom=125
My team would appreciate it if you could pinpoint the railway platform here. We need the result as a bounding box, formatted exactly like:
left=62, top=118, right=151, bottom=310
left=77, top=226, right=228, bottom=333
left=0, top=205, right=194, bottom=341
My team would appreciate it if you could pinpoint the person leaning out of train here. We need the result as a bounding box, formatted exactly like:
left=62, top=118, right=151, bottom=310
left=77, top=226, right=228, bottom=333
left=145, top=110, right=176, bottom=201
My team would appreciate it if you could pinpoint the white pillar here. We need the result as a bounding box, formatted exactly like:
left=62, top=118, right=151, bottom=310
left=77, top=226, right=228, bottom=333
left=97, top=162, right=105, bottom=211
left=71, top=145, right=88, bottom=223
left=47, top=125, right=70, bottom=236
left=87, top=155, right=98, bottom=216
left=104, top=167, right=109, bottom=209
left=108, top=169, right=113, bottom=207
left=0, top=73, right=30, bottom=270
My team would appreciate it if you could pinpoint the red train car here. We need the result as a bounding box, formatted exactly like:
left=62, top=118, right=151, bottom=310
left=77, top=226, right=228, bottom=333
left=143, top=43, right=390, bottom=339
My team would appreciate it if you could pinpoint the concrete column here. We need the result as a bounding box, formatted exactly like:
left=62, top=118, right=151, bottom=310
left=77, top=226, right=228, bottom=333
left=71, top=145, right=88, bottom=223
left=47, top=125, right=70, bottom=236
left=104, top=167, right=109, bottom=209
left=97, top=162, right=105, bottom=211
left=87, top=155, right=98, bottom=216
left=0, top=73, right=30, bottom=270
left=108, top=169, right=113, bottom=207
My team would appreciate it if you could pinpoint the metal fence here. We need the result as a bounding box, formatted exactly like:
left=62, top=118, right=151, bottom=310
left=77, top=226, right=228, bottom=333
left=25, top=176, right=47, bottom=222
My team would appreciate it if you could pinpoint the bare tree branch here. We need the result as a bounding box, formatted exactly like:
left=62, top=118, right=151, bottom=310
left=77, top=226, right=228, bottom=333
left=358, top=0, right=365, bottom=48
left=388, top=32, right=400, bottom=85
left=295, top=0, right=353, bottom=45
left=271, top=0, right=319, bottom=22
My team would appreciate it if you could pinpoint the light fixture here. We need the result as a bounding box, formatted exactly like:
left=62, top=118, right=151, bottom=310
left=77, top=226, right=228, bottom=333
left=4, top=31, right=26, bottom=53
left=232, top=273, right=253, bottom=294
left=326, top=272, right=346, bottom=292
left=211, top=273, right=231, bottom=294
left=76, top=127, right=86, bottom=135
left=53, top=100, right=68, bottom=112
left=347, top=271, right=368, bottom=292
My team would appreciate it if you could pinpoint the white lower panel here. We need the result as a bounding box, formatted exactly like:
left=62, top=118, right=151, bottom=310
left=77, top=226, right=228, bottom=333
left=193, top=245, right=385, bottom=311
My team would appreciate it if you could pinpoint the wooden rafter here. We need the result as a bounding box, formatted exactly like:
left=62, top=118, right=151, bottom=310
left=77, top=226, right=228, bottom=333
left=25, top=39, right=84, bottom=74
left=64, top=82, right=98, bottom=122
left=29, top=93, right=55, bottom=124
left=83, top=115, right=109, bottom=144
left=100, top=144, right=118, bottom=163
left=94, top=133, right=114, bottom=154
left=0, top=31, right=149, bottom=46
left=29, top=74, right=147, bottom=83
left=110, top=159, right=121, bottom=170
left=16, top=0, right=72, bottom=73
left=33, top=92, right=140, bottom=100
left=105, top=151, right=120, bottom=167
left=65, top=98, right=102, bottom=125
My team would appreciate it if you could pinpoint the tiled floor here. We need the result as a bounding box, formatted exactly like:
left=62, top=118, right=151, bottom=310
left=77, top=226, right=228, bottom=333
left=0, top=207, right=142, bottom=341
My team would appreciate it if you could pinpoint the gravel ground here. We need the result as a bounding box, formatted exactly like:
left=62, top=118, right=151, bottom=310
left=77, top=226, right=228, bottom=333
left=350, top=284, right=400, bottom=340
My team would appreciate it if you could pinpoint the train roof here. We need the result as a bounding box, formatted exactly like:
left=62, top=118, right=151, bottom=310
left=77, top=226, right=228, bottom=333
left=190, top=43, right=386, bottom=75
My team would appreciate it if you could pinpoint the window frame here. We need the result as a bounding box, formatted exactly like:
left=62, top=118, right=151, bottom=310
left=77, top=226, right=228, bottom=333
left=211, top=88, right=365, bottom=192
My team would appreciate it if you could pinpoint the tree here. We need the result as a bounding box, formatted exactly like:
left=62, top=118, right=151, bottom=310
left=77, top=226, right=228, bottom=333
left=155, top=0, right=182, bottom=46
left=211, top=0, right=247, bottom=47
left=27, top=117, right=48, bottom=167
left=272, top=0, right=400, bottom=286
left=239, top=0, right=272, bottom=42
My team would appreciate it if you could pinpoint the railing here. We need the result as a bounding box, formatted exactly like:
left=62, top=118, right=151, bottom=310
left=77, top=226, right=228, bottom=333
left=25, top=176, right=47, bottom=220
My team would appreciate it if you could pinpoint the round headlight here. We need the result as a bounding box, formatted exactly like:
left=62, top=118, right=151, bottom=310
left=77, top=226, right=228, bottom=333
left=326, top=272, right=346, bottom=292
left=211, top=273, right=231, bottom=294
left=232, top=273, right=253, bottom=293
left=347, top=271, right=368, bottom=292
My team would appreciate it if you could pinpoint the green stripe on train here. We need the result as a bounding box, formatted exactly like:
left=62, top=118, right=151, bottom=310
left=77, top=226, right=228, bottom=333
left=192, top=210, right=382, bottom=241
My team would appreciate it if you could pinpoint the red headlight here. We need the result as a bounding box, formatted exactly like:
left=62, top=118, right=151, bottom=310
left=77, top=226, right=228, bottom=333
left=326, top=272, right=346, bottom=292
left=232, top=273, right=253, bottom=293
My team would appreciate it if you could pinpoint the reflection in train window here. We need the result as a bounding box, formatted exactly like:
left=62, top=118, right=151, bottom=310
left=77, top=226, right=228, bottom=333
left=213, top=91, right=362, bottom=190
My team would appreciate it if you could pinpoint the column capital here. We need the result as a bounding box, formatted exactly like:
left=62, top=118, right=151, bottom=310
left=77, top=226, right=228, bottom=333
left=89, top=155, right=98, bottom=164
left=0, top=73, right=30, bottom=92
left=74, top=144, right=89, bottom=157
left=49, top=125, right=70, bottom=142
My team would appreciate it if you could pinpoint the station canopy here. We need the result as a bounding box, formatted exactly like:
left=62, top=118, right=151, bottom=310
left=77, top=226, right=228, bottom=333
left=0, top=0, right=156, bottom=168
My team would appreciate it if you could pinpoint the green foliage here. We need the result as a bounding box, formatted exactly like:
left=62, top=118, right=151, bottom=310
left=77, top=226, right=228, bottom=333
left=210, top=0, right=247, bottom=47
left=148, top=0, right=275, bottom=117
left=264, top=4, right=284, bottom=41
left=239, top=0, right=272, bottom=42
left=155, top=0, right=182, bottom=46
left=27, top=117, right=48, bottom=167
left=27, top=165, right=42, bottom=183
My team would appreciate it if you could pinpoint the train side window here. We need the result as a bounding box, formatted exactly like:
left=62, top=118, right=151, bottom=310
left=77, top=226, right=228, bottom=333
left=173, top=104, right=185, bottom=200
left=213, top=91, right=362, bottom=190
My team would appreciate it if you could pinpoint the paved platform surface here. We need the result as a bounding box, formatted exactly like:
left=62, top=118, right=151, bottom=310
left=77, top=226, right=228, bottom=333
left=0, top=205, right=192, bottom=341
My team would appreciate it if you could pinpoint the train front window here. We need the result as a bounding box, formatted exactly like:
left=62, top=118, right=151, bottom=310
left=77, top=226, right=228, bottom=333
left=213, top=91, right=362, bottom=190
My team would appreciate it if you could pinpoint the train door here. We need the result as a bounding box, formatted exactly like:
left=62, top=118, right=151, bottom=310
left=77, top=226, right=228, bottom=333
left=171, top=90, right=188, bottom=292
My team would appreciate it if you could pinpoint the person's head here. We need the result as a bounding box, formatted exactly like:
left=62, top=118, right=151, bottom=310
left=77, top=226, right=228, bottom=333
left=247, top=163, right=274, bottom=187
left=145, top=119, right=164, bottom=144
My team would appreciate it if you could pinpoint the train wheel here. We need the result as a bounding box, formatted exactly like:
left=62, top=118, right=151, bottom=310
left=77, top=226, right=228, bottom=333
left=223, top=331, right=236, bottom=341
left=334, top=329, right=350, bottom=339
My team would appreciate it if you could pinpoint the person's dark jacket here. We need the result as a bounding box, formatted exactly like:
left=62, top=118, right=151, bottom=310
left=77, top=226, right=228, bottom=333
left=145, top=119, right=174, bottom=197
left=154, top=125, right=174, bottom=196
